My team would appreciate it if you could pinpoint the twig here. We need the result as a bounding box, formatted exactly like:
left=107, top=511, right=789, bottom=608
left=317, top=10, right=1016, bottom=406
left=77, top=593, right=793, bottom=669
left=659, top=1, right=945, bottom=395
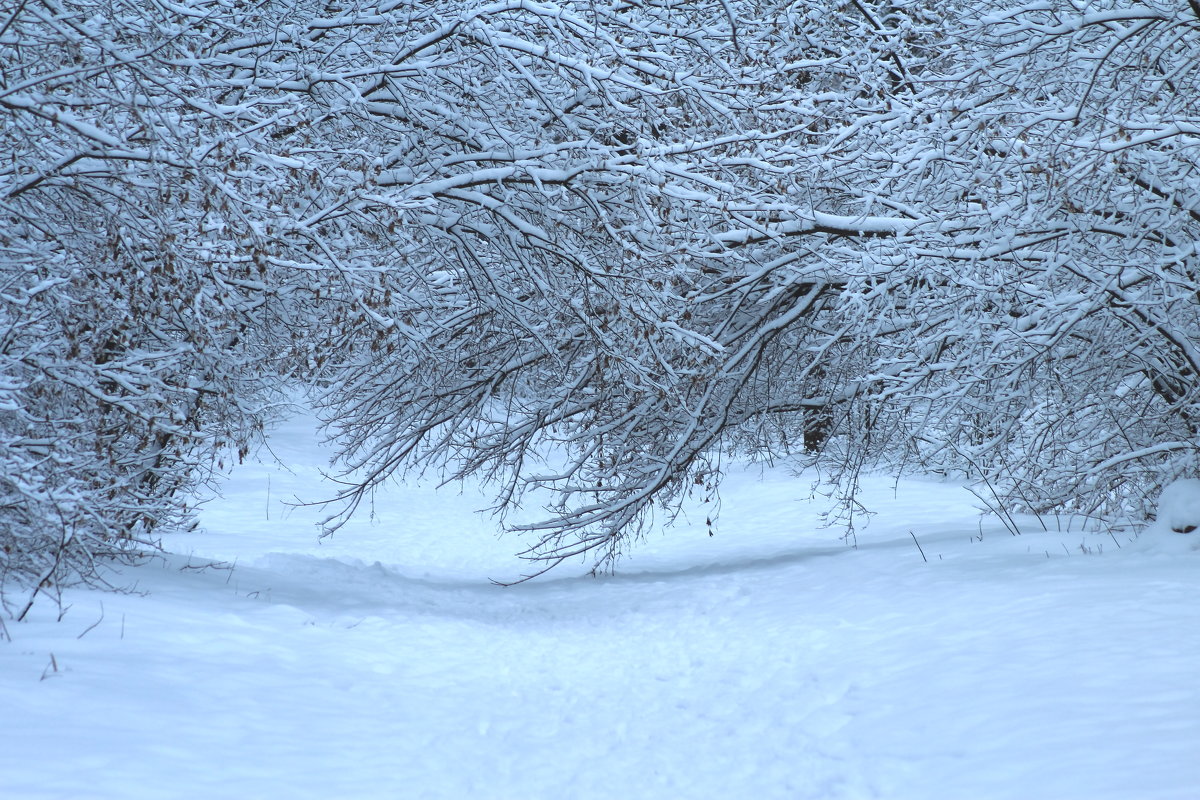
left=960, top=454, right=1024, bottom=536
left=909, top=531, right=928, bottom=563
left=40, top=653, right=58, bottom=681
left=1002, top=462, right=1048, bottom=532
left=77, top=602, right=104, bottom=640
left=18, top=513, right=73, bottom=621
left=965, top=483, right=1023, bottom=537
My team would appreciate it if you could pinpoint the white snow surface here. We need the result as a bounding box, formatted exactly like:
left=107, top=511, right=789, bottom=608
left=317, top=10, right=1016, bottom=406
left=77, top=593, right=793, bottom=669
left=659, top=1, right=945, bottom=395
left=3, top=410, right=1199, bottom=800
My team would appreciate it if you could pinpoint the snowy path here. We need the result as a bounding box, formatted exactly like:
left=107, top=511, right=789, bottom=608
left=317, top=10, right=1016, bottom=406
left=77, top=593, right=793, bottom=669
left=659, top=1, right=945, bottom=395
left=3, top=412, right=1199, bottom=799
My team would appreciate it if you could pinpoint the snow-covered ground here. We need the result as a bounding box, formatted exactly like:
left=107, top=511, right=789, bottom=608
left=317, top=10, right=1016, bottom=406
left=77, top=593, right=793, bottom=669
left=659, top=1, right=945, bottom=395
left=3, top=410, right=1199, bottom=799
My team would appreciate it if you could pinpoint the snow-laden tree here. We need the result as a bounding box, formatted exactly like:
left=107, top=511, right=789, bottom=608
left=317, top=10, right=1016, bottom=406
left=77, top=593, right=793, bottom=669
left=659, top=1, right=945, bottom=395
left=0, top=0, right=319, bottom=611
left=5, top=0, right=1197, bottom=599
left=281, top=0, right=968, bottom=573
left=900, top=0, right=1200, bottom=522
left=306, top=0, right=1200, bottom=567
left=3, top=0, right=977, bottom=590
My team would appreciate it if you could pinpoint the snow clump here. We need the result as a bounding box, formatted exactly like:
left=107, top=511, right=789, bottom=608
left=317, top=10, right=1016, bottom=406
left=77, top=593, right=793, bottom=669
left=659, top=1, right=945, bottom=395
left=1155, top=478, right=1200, bottom=533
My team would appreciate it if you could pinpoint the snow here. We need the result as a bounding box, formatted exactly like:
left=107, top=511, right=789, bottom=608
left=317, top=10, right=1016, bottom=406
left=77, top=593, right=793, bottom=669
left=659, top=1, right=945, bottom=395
left=1154, top=478, right=1200, bottom=534
left=3, top=410, right=1200, bottom=800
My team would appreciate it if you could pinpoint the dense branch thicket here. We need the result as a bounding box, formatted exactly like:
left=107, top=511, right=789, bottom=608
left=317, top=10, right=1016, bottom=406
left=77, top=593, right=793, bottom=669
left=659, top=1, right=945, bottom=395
left=2, top=0, right=1197, bottom=600
left=0, top=0, right=318, bottom=612
left=300, top=0, right=956, bottom=572
left=919, top=1, right=1200, bottom=519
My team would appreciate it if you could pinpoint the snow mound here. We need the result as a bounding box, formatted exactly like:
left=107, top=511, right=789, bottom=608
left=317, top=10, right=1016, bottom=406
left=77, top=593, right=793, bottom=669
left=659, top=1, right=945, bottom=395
left=1156, top=478, right=1200, bottom=534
